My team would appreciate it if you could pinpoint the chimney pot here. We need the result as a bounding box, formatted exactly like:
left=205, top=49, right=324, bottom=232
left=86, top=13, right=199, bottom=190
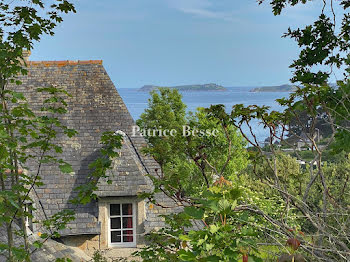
left=23, top=50, right=31, bottom=62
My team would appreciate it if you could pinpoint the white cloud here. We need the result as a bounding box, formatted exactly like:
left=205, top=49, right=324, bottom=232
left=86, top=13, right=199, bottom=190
left=168, top=0, right=212, bottom=10
left=178, top=7, right=235, bottom=21
left=166, top=0, right=237, bottom=21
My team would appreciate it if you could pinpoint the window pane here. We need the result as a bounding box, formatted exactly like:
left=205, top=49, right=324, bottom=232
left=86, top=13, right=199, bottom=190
left=123, top=235, right=134, bottom=242
left=122, top=204, right=133, bottom=215
left=123, top=230, right=133, bottom=235
left=111, top=218, right=121, bottom=229
left=110, top=204, right=120, bottom=216
left=123, top=217, right=133, bottom=228
left=111, top=231, right=121, bottom=243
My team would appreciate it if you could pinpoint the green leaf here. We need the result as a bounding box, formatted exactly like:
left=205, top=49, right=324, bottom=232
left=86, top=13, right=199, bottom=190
left=178, top=250, right=196, bottom=261
left=224, top=248, right=239, bottom=258
left=209, top=224, right=219, bottom=234
left=197, top=237, right=206, bottom=246
left=201, top=199, right=220, bottom=212
left=184, top=206, right=204, bottom=219
left=179, top=234, right=191, bottom=241
left=203, top=255, right=220, bottom=262
left=218, top=199, right=231, bottom=212
left=32, top=241, right=43, bottom=249
left=250, top=256, right=263, bottom=262
left=228, top=188, right=242, bottom=200
left=59, top=163, right=74, bottom=174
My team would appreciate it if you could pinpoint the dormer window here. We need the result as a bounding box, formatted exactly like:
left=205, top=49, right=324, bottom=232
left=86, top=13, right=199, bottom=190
left=108, top=202, right=136, bottom=247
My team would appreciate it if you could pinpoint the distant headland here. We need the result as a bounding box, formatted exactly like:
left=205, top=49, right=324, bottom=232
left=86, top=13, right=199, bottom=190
left=250, top=84, right=297, bottom=92
left=139, top=83, right=227, bottom=92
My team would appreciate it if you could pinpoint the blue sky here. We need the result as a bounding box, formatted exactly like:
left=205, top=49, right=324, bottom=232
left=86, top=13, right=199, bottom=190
left=31, top=0, right=325, bottom=88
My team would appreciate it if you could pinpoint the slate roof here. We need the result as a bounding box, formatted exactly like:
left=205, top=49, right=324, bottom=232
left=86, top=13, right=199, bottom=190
left=10, top=59, right=178, bottom=236
left=0, top=224, right=91, bottom=261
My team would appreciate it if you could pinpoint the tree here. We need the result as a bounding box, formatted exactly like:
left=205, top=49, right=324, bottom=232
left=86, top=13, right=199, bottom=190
left=135, top=182, right=266, bottom=262
left=0, top=2, right=124, bottom=261
left=287, top=108, right=333, bottom=140
left=137, top=88, right=248, bottom=199
left=135, top=89, right=295, bottom=261
left=137, top=88, right=187, bottom=170
left=205, top=1, right=350, bottom=260
left=136, top=1, right=350, bottom=261
left=0, top=2, right=77, bottom=261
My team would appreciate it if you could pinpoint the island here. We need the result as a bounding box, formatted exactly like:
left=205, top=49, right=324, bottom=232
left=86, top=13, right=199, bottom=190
left=139, top=83, right=227, bottom=92
left=250, top=84, right=297, bottom=92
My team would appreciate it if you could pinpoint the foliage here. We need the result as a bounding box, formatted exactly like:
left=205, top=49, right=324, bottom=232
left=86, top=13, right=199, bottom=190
left=55, top=258, right=72, bottom=262
left=136, top=1, right=350, bottom=261
left=135, top=89, right=301, bottom=261
left=135, top=182, right=265, bottom=262
left=0, top=1, right=121, bottom=261
left=0, top=84, right=78, bottom=261
left=0, top=0, right=76, bottom=79
left=0, top=1, right=77, bottom=260
left=137, top=88, right=248, bottom=200
left=91, top=250, right=108, bottom=262
left=286, top=107, right=333, bottom=139
left=137, top=88, right=187, bottom=168
left=205, top=82, right=350, bottom=260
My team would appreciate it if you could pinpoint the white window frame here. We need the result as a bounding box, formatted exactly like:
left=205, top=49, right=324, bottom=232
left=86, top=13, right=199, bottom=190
left=24, top=202, right=34, bottom=232
left=108, top=200, right=136, bottom=248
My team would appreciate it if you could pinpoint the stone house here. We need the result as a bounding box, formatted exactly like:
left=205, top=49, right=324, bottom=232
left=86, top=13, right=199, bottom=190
left=295, top=131, right=321, bottom=150
left=5, top=54, right=178, bottom=260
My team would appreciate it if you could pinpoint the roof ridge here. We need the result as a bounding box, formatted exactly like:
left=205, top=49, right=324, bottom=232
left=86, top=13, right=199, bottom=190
left=28, top=60, right=103, bottom=66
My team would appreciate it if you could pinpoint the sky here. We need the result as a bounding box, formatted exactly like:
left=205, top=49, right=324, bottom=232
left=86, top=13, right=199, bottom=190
left=31, top=0, right=327, bottom=89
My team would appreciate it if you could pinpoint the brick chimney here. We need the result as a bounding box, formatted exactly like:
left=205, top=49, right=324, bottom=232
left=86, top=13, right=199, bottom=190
left=23, top=50, right=31, bottom=62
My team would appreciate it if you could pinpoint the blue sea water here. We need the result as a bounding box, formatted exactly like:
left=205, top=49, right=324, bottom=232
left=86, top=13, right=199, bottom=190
left=118, top=87, right=288, bottom=142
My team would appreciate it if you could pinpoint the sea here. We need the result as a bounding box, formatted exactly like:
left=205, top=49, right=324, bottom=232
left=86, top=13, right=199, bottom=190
left=118, top=87, right=289, bottom=143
